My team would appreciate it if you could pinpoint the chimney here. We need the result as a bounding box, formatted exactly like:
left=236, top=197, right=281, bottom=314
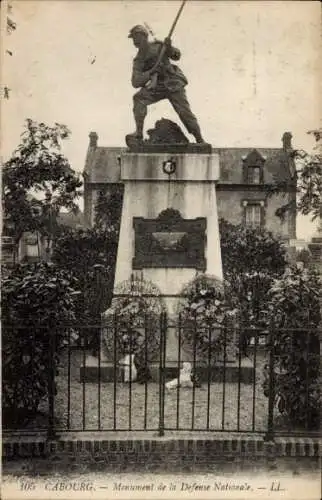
left=89, top=131, right=98, bottom=148
left=282, top=132, right=292, bottom=151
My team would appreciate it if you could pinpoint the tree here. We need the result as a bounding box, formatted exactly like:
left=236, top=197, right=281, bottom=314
left=3, top=119, right=83, bottom=245
left=267, top=129, right=322, bottom=221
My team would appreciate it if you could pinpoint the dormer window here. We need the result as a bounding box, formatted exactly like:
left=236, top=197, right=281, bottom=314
left=242, top=149, right=266, bottom=184
left=247, top=166, right=261, bottom=184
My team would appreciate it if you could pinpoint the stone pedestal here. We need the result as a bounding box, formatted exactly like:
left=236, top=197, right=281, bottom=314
left=116, top=152, right=222, bottom=289
left=111, top=149, right=223, bottom=362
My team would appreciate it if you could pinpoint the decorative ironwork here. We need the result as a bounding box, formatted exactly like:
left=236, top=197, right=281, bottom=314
left=133, top=209, right=206, bottom=270
left=102, top=276, right=166, bottom=361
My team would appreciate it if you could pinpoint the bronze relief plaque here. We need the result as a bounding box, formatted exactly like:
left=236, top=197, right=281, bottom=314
left=132, top=208, right=206, bottom=270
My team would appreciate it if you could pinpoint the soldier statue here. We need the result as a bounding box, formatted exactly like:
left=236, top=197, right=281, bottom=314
left=127, top=24, right=205, bottom=145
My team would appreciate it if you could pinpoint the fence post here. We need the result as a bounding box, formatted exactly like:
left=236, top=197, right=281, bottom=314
left=47, top=327, right=56, bottom=440
left=158, top=312, right=166, bottom=437
left=264, top=323, right=275, bottom=442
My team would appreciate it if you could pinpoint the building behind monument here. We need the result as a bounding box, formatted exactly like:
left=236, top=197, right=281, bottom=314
left=83, top=131, right=297, bottom=242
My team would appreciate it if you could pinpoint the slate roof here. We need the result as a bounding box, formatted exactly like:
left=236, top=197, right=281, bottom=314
left=84, top=146, right=124, bottom=183
left=214, top=147, right=294, bottom=184
left=83, top=135, right=295, bottom=185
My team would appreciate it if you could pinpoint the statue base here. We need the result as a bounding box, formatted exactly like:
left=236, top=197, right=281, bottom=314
left=125, top=138, right=212, bottom=155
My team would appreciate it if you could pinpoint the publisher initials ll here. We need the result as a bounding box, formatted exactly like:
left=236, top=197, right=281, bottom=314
left=270, top=481, right=284, bottom=492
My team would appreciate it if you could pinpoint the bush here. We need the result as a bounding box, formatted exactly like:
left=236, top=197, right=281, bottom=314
left=2, top=263, right=79, bottom=427
left=219, top=219, right=287, bottom=351
left=176, top=274, right=239, bottom=359
left=52, top=188, right=123, bottom=349
left=219, top=219, right=287, bottom=277
left=296, top=248, right=312, bottom=267
left=52, top=227, right=117, bottom=347
left=263, top=266, right=321, bottom=429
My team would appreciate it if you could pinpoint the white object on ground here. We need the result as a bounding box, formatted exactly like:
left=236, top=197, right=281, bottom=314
left=165, top=362, right=193, bottom=390
left=119, top=354, right=137, bottom=382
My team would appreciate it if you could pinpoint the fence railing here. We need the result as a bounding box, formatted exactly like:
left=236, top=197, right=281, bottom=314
left=2, top=318, right=321, bottom=440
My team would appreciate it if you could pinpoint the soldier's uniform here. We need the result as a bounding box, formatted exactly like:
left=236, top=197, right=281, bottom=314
left=128, top=25, right=204, bottom=143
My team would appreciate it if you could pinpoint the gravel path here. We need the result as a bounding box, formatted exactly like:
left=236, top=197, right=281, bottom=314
left=53, top=350, right=268, bottom=433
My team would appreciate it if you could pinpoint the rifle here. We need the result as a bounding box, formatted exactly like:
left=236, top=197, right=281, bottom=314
left=146, top=0, right=186, bottom=90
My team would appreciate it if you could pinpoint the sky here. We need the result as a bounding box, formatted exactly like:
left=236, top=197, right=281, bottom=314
left=1, top=0, right=321, bottom=239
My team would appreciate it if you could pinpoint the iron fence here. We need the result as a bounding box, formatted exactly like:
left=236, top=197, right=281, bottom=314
left=2, top=317, right=321, bottom=440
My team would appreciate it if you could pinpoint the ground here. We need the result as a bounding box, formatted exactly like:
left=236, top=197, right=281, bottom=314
left=51, top=349, right=269, bottom=433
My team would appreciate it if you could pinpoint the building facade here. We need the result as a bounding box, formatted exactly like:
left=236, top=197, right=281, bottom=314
left=83, top=131, right=296, bottom=242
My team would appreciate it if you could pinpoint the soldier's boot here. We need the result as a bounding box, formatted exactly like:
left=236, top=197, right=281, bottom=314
left=192, top=127, right=206, bottom=144
left=126, top=113, right=145, bottom=144
left=126, top=117, right=145, bottom=147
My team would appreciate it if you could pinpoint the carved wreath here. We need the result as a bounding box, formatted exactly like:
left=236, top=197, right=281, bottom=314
left=102, top=277, right=166, bottom=361
left=176, top=274, right=239, bottom=359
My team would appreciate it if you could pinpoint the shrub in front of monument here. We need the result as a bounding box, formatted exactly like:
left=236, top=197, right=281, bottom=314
left=2, top=262, right=79, bottom=428
left=176, top=275, right=239, bottom=362
left=262, top=265, right=321, bottom=430
left=102, top=277, right=166, bottom=365
left=219, top=219, right=287, bottom=351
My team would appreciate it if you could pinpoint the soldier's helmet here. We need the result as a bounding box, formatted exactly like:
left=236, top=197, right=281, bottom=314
left=128, top=25, right=149, bottom=38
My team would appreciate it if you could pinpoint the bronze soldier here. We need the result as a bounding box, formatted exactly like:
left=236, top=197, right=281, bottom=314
left=127, top=25, right=205, bottom=144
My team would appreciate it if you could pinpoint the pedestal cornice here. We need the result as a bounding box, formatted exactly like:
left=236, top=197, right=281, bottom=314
left=120, top=152, right=220, bottom=182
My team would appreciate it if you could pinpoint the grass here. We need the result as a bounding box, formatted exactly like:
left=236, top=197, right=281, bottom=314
left=53, top=350, right=269, bottom=433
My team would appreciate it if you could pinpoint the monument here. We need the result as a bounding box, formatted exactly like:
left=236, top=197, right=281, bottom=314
left=80, top=6, right=246, bottom=383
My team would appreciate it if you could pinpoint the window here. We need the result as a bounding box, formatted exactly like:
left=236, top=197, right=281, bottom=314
left=244, top=203, right=263, bottom=228
left=242, top=149, right=265, bottom=184
left=247, top=166, right=261, bottom=184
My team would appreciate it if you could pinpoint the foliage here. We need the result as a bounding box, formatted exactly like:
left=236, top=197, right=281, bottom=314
left=219, top=219, right=287, bottom=351
left=267, top=129, right=322, bottom=221
left=219, top=219, right=287, bottom=277
left=3, top=119, right=82, bottom=242
left=94, top=187, right=123, bottom=233
left=52, top=188, right=123, bottom=347
left=296, top=248, right=312, bottom=267
left=2, top=262, right=79, bottom=426
left=102, top=277, right=166, bottom=361
left=52, top=227, right=117, bottom=325
left=263, top=266, right=321, bottom=429
left=177, top=275, right=239, bottom=358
